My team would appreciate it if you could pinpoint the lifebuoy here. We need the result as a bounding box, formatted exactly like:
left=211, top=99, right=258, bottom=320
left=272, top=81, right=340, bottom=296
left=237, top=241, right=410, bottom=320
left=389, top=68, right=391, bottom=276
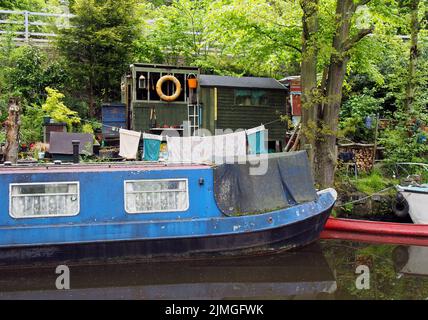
left=156, top=75, right=182, bottom=102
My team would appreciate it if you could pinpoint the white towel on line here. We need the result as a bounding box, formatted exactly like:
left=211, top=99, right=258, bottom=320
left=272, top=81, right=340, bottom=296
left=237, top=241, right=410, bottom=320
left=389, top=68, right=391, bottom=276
left=166, top=131, right=247, bottom=164
left=119, top=128, right=141, bottom=160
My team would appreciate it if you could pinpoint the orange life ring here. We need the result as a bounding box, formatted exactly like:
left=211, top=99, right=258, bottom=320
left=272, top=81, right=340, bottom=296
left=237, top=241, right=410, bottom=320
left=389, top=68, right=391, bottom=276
left=156, top=75, right=182, bottom=102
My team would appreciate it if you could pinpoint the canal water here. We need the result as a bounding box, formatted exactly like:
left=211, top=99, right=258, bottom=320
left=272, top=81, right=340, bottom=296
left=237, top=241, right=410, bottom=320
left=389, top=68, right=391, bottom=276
left=0, top=239, right=427, bottom=300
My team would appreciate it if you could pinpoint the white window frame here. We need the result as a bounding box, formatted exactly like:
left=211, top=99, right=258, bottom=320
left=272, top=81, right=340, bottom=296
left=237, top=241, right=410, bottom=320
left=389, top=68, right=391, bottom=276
left=124, top=178, right=189, bottom=214
left=9, top=181, right=80, bottom=219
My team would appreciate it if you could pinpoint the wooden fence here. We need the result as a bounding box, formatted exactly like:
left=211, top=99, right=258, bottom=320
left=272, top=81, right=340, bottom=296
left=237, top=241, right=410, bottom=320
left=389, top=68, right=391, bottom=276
left=0, top=10, right=74, bottom=45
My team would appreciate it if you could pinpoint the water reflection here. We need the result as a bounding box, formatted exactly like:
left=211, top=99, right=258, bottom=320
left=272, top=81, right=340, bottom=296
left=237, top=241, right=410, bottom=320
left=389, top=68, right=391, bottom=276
left=2, top=240, right=428, bottom=299
left=321, top=241, right=428, bottom=299
left=393, top=246, right=428, bottom=277
left=0, top=243, right=336, bottom=300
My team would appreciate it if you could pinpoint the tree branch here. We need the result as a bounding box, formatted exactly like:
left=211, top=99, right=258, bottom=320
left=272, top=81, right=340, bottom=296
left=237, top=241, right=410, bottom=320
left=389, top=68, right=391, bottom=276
left=344, top=26, right=374, bottom=52
left=356, top=0, right=372, bottom=6
left=251, top=25, right=302, bottom=53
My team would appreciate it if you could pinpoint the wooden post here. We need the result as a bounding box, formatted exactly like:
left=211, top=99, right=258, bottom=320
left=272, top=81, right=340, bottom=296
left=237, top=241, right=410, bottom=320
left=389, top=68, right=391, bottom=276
left=24, top=11, right=29, bottom=42
left=4, top=98, right=21, bottom=164
left=372, top=113, right=380, bottom=170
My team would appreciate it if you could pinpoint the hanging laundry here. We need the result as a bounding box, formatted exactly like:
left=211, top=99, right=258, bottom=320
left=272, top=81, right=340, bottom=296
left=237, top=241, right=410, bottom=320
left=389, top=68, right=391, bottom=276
left=173, top=136, right=210, bottom=163
left=119, top=129, right=141, bottom=160
left=167, top=131, right=247, bottom=164
left=246, top=125, right=268, bottom=155
left=223, top=130, right=247, bottom=163
left=143, top=133, right=162, bottom=161
left=364, top=116, right=373, bottom=129
left=167, top=136, right=195, bottom=163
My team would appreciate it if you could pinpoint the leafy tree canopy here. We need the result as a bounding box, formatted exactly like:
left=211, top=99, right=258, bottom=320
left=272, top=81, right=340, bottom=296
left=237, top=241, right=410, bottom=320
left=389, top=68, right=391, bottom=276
left=57, top=0, right=142, bottom=116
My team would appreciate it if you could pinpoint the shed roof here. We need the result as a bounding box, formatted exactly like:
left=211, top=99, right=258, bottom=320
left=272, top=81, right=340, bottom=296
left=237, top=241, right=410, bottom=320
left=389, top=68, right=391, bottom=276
left=49, top=132, right=94, bottom=155
left=199, top=75, right=286, bottom=90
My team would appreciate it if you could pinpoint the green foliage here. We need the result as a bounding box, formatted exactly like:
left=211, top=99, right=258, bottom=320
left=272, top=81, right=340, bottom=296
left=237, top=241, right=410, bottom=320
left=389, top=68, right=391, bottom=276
left=342, top=203, right=354, bottom=214
left=0, top=0, right=426, bottom=173
left=140, top=0, right=303, bottom=76
left=139, top=0, right=211, bottom=66
left=0, top=131, right=5, bottom=145
left=82, top=123, right=94, bottom=134
left=19, top=104, right=45, bottom=145
left=0, top=43, right=68, bottom=106
left=0, top=0, right=54, bottom=11
left=340, top=89, right=384, bottom=142
left=352, top=169, right=396, bottom=195
left=380, top=127, right=428, bottom=164
left=322, top=240, right=428, bottom=300
left=42, top=87, right=81, bottom=131
left=57, top=0, right=142, bottom=115
left=0, top=40, right=70, bottom=145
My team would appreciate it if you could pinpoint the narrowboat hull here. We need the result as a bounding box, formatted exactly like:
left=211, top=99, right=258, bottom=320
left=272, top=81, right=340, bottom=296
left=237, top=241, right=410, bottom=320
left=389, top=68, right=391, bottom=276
left=0, top=154, right=335, bottom=265
left=0, top=194, right=334, bottom=266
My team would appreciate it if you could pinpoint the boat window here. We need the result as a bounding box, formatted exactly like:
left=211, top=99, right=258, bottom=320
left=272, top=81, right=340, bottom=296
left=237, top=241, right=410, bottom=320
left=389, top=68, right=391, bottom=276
left=124, top=179, right=189, bottom=213
left=10, top=182, right=80, bottom=219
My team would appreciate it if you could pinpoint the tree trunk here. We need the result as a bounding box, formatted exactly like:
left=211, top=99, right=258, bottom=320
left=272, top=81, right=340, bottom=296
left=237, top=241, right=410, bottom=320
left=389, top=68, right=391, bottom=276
left=404, top=0, right=420, bottom=112
left=299, top=0, right=319, bottom=172
left=4, top=98, right=20, bottom=164
left=315, top=0, right=373, bottom=188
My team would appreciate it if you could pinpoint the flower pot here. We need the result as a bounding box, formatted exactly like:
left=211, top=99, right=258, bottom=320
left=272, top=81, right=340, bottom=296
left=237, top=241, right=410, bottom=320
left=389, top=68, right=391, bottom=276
left=187, top=74, right=198, bottom=89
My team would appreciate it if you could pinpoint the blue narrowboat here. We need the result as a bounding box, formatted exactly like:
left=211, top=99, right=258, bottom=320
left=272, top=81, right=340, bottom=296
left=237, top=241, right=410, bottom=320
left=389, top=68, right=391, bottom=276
left=0, top=151, right=336, bottom=265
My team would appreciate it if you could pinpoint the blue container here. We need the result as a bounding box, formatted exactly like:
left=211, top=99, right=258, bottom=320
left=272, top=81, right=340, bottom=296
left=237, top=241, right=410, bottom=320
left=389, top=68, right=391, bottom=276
left=101, top=103, right=127, bottom=139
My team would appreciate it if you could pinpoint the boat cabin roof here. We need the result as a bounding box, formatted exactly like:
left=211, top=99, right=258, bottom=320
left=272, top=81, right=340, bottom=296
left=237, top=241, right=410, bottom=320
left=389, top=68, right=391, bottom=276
left=0, top=162, right=212, bottom=174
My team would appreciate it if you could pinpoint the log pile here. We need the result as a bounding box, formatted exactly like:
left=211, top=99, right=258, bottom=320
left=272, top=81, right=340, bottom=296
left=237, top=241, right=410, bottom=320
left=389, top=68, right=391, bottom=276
left=338, top=143, right=374, bottom=173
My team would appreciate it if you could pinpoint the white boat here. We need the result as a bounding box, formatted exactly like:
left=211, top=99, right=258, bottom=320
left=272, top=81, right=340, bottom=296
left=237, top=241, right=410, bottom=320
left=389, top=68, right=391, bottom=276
left=392, top=162, right=428, bottom=224
left=396, top=185, right=428, bottom=224
left=393, top=245, right=428, bottom=276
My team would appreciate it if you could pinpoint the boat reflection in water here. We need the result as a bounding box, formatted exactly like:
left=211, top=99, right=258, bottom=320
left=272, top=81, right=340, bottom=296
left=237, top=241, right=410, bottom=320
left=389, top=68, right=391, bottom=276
left=0, top=243, right=336, bottom=300
left=393, top=245, right=428, bottom=277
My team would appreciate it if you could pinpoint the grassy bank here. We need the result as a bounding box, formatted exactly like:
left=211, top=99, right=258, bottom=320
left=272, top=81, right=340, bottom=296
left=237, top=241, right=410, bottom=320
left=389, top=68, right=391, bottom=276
left=333, top=166, right=399, bottom=218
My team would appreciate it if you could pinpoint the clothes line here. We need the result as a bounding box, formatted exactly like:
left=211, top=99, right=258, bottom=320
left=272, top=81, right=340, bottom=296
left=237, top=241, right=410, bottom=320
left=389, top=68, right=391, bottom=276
left=262, top=118, right=283, bottom=127
left=101, top=122, right=271, bottom=162
left=101, top=118, right=284, bottom=133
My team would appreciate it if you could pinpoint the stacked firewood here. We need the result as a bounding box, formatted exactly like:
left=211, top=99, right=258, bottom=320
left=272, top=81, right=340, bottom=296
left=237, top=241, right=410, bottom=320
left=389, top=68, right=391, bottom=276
left=353, top=148, right=374, bottom=172
left=339, top=146, right=374, bottom=172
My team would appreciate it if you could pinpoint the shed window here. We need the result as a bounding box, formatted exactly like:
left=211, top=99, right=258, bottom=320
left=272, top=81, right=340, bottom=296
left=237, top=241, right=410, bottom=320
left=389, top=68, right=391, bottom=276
left=10, top=182, right=80, bottom=218
left=125, top=179, right=189, bottom=213
left=235, top=89, right=268, bottom=106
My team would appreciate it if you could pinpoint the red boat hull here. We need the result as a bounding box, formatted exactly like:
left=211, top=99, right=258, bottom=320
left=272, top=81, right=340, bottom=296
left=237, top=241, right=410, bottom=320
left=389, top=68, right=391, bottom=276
left=321, top=217, right=428, bottom=246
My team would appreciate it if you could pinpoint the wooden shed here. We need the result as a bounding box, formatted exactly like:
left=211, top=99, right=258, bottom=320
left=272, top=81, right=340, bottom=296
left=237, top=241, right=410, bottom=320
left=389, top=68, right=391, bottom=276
left=198, top=75, right=288, bottom=149
left=122, top=64, right=289, bottom=149
left=122, top=63, right=200, bottom=135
